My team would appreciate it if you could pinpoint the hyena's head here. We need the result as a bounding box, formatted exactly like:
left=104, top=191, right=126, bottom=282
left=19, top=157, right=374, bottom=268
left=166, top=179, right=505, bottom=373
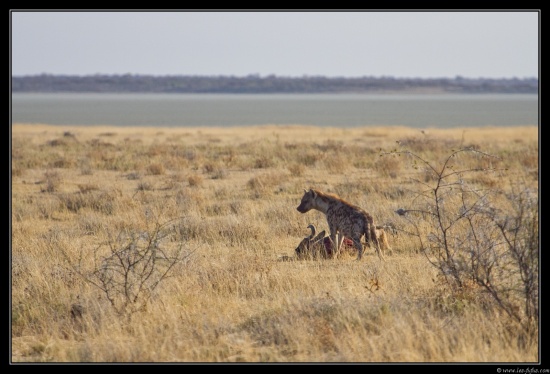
left=296, top=189, right=317, bottom=213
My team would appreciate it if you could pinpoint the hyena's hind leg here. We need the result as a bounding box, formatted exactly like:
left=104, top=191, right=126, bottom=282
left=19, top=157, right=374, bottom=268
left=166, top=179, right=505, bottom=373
left=351, top=236, right=364, bottom=260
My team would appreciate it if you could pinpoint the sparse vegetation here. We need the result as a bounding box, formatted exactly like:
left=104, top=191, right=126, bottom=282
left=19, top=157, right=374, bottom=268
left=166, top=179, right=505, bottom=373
left=11, top=124, right=538, bottom=363
left=58, top=214, right=195, bottom=316
left=387, top=148, right=539, bottom=334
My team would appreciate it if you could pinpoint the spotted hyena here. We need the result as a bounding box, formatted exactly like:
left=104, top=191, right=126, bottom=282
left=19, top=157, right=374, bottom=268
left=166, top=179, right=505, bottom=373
left=296, top=189, right=383, bottom=260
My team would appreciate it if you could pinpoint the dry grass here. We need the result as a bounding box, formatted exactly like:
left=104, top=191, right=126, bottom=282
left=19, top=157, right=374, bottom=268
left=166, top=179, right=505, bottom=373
left=11, top=123, right=539, bottom=363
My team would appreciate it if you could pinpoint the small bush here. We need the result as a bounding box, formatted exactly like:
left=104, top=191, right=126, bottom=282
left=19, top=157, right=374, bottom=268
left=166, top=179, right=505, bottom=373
left=137, top=182, right=154, bottom=191
left=288, top=163, right=305, bottom=177
left=321, top=153, right=350, bottom=174
left=254, top=156, right=275, bottom=169
left=126, top=172, right=142, bottom=180
left=188, top=174, right=203, bottom=187
left=247, top=172, right=289, bottom=197
left=12, top=165, right=24, bottom=178
left=147, top=163, right=166, bottom=175
left=58, top=191, right=116, bottom=215
left=374, top=154, right=402, bottom=178
left=77, top=183, right=99, bottom=193
left=41, top=170, right=63, bottom=193
left=58, top=216, right=195, bottom=316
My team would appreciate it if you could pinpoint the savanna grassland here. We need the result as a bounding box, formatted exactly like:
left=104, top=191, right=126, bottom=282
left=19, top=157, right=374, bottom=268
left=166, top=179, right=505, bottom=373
left=11, top=123, right=539, bottom=363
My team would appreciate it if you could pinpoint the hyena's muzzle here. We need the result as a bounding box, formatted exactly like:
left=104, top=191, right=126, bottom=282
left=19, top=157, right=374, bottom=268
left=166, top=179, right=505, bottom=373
left=296, top=203, right=309, bottom=213
left=296, top=189, right=315, bottom=213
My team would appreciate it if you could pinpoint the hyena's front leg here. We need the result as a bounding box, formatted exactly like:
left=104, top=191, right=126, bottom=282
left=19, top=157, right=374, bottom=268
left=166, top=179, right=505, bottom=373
left=336, top=232, right=345, bottom=257
left=328, top=231, right=337, bottom=258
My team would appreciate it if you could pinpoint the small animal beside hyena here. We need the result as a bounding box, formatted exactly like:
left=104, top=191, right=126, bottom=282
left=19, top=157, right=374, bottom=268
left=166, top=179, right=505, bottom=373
left=295, top=224, right=392, bottom=260
left=296, top=188, right=383, bottom=260
left=294, top=224, right=353, bottom=260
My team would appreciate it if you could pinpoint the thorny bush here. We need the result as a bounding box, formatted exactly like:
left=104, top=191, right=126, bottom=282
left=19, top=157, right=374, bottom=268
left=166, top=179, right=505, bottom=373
left=389, top=148, right=538, bottom=333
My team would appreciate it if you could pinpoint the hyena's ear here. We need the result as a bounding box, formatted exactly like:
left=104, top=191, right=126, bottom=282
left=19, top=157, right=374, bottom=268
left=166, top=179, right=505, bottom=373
left=310, top=189, right=317, bottom=198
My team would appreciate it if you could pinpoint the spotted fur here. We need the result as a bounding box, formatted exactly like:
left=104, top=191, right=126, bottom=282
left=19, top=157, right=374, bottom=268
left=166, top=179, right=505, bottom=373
left=296, top=189, right=383, bottom=260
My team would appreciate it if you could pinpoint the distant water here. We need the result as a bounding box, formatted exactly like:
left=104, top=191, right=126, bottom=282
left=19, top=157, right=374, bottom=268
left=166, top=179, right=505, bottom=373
left=11, top=93, right=538, bottom=128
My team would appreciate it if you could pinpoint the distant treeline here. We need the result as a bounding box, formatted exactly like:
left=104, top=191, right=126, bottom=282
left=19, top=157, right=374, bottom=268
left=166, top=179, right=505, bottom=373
left=11, top=74, right=538, bottom=94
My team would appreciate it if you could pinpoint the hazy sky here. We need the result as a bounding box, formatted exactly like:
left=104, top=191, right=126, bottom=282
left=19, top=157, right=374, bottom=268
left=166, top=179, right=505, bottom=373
left=10, top=10, right=539, bottom=78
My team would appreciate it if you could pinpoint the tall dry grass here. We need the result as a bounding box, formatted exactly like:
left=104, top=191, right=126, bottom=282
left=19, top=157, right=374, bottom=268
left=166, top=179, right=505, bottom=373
left=11, top=124, right=538, bottom=363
